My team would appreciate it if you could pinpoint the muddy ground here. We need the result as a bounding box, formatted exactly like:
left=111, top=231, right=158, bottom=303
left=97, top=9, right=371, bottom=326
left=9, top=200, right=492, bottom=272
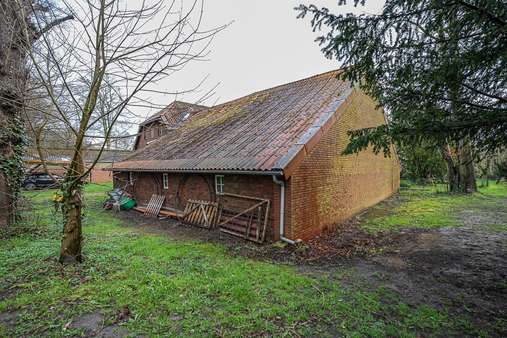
left=118, top=195, right=507, bottom=336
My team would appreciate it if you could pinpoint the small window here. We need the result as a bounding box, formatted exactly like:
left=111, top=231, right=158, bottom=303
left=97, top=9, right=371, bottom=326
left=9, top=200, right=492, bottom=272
left=183, top=112, right=191, bottom=120
left=162, top=173, right=169, bottom=190
left=129, top=172, right=134, bottom=185
left=215, top=175, right=224, bottom=194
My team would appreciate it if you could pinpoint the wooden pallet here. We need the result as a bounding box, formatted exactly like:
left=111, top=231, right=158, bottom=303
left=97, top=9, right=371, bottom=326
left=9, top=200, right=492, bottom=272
left=180, top=199, right=220, bottom=229
left=218, top=193, right=270, bottom=243
left=144, top=194, right=165, bottom=217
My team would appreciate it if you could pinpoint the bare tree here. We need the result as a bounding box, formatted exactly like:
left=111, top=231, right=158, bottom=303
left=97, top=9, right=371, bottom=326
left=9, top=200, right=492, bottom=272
left=14, top=0, right=223, bottom=262
left=86, top=76, right=137, bottom=150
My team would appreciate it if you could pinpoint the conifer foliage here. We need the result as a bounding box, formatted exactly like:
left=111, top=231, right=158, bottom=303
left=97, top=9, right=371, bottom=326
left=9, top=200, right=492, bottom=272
left=297, top=0, right=507, bottom=155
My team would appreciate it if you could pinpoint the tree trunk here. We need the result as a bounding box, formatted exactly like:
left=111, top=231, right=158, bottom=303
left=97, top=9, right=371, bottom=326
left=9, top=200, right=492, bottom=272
left=445, top=155, right=461, bottom=193
left=0, top=0, right=30, bottom=227
left=59, top=148, right=85, bottom=263
left=442, top=142, right=476, bottom=193
left=458, top=141, right=477, bottom=193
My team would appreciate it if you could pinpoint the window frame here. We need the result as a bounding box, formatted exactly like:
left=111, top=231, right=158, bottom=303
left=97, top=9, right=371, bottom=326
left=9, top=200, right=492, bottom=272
left=162, top=173, right=169, bottom=190
left=215, top=175, right=224, bottom=195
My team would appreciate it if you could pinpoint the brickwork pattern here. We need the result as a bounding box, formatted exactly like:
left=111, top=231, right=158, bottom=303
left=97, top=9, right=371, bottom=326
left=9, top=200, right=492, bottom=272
left=287, top=89, right=400, bottom=240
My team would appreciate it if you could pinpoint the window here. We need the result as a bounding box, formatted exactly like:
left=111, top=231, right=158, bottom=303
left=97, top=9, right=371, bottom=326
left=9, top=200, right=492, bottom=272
left=129, top=172, right=134, bottom=185
left=215, top=175, right=224, bottom=194
left=182, top=112, right=191, bottom=120
left=162, top=173, right=169, bottom=190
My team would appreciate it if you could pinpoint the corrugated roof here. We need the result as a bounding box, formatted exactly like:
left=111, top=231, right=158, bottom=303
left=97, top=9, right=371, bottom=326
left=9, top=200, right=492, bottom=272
left=114, top=70, right=353, bottom=173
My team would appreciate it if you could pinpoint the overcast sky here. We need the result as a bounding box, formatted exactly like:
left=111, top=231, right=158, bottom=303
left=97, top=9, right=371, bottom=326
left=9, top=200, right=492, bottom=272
left=141, top=0, right=385, bottom=120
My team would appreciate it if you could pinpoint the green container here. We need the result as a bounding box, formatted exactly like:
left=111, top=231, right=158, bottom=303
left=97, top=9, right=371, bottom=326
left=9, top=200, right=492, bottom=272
left=120, top=197, right=136, bottom=210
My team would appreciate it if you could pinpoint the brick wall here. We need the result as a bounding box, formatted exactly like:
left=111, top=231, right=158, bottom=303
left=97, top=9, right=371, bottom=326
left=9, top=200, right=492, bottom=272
left=287, top=89, right=400, bottom=240
left=30, top=163, right=112, bottom=183
left=113, top=171, right=279, bottom=240
left=90, top=163, right=113, bottom=183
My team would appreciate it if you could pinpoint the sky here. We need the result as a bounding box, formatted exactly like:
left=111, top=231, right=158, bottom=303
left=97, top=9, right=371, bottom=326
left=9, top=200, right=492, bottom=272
left=140, top=0, right=385, bottom=120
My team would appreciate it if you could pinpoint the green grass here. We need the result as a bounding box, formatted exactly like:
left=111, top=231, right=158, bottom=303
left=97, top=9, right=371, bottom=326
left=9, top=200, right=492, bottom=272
left=0, top=183, right=500, bottom=337
left=361, top=181, right=507, bottom=233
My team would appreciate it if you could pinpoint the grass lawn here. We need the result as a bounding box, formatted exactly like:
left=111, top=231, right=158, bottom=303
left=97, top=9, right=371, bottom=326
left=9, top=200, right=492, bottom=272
left=360, top=180, right=507, bottom=233
left=1, top=182, right=505, bottom=337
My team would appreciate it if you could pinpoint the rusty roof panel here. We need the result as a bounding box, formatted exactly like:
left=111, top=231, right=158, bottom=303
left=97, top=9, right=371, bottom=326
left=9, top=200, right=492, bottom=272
left=115, top=70, right=353, bottom=172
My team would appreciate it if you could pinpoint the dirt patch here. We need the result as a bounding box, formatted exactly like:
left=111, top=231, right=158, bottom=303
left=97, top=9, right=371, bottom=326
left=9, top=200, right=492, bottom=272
left=0, top=310, right=19, bottom=330
left=69, top=312, right=105, bottom=333
left=68, top=311, right=130, bottom=337
left=0, top=288, right=18, bottom=302
left=331, top=202, right=507, bottom=337
left=98, top=325, right=130, bottom=338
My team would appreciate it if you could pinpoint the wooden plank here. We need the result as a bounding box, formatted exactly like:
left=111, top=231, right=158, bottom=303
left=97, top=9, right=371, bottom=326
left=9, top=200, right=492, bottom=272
left=221, top=192, right=269, bottom=202
left=159, top=209, right=182, bottom=218
left=261, top=200, right=270, bottom=242
left=133, top=206, right=146, bottom=213
left=212, top=204, right=218, bottom=226
left=256, top=205, right=261, bottom=242
left=245, top=211, right=254, bottom=239
left=201, top=204, right=208, bottom=227
left=217, top=201, right=265, bottom=227
left=219, top=227, right=263, bottom=244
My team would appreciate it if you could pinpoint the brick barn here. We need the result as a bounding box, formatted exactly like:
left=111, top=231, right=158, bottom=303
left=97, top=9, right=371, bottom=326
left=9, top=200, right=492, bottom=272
left=111, top=70, right=400, bottom=243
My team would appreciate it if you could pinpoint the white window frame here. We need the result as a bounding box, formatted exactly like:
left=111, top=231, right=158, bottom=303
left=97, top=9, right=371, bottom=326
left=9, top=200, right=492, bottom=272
left=215, top=175, right=224, bottom=195
left=162, top=173, right=169, bottom=190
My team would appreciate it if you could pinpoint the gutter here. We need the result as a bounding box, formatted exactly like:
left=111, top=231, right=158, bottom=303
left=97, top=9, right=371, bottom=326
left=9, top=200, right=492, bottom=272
left=272, top=175, right=302, bottom=245
left=108, top=167, right=283, bottom=176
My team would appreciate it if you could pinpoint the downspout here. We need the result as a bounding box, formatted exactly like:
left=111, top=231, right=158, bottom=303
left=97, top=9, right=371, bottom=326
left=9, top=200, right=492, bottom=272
left=272, top=175, right=302, bottom=245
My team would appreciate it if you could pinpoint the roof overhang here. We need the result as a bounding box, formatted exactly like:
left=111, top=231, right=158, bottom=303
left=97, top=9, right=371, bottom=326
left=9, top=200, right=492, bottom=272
left=108, top=167, right=283, bottom=176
